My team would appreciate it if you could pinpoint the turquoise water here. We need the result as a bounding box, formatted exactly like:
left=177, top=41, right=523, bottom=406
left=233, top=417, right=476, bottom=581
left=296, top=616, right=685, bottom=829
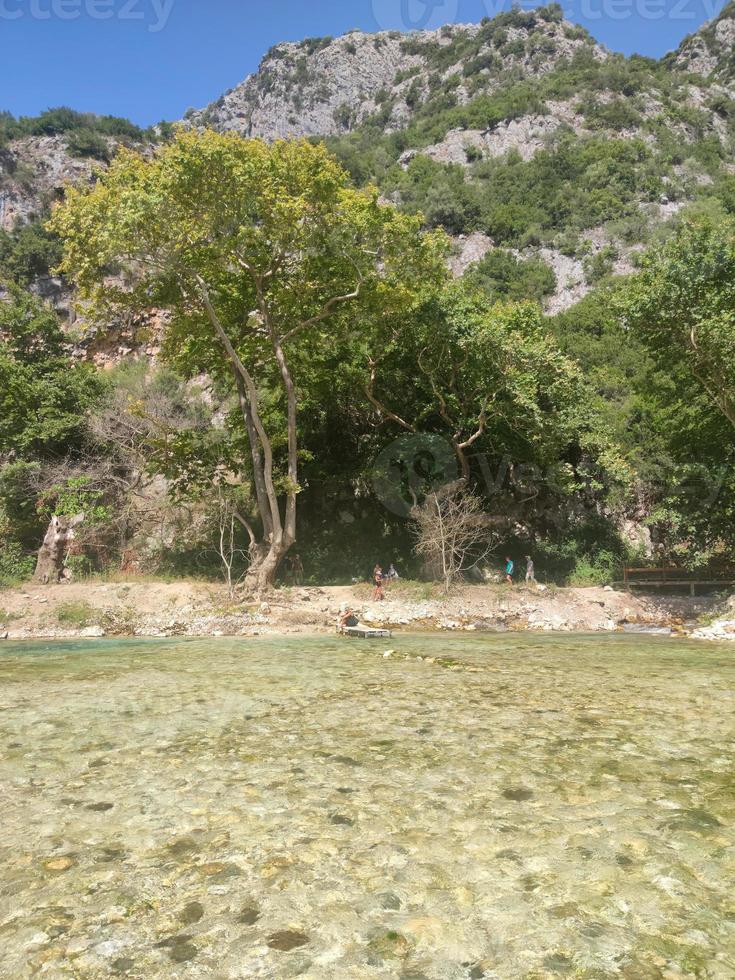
left=0, top=634, right=733, bottom=978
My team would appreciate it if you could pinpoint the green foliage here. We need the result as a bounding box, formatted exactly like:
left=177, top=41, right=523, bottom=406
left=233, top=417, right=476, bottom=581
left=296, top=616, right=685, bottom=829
left=0, top=220, right=63, bottom=285
left=66, top=128, right=111, bottom=162
left=56, top=601, right=95, bottom=627
left=300, top=36, right=333, bottom=55
left=0, top=107, right=151, bottom=147
left=532, top=517, right=630, bottom=585
left=365, top=282, right=583, bottom=485
left=582, top=97, right=643, bottom=132
left=583, top=244, right=618, bottom=285
left=619, top=218, right=735, bottom=429
left=464, top=249, right=556, bottom=302
left=0, top=538, right=35, bottom=587
left=37, top=477, right=111, bottom=525
left=379, top=134, right=662, bottom=246
left=0, top=288, right=106, bottom=456
left=566, top=550, right=618, bottom=586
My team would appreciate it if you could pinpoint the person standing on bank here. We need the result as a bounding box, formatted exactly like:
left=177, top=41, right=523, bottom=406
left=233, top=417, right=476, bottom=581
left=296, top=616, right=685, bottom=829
left=525, top=555, right=535, bottom=583
left=373, top=565, right=385, bottom=601
left=505, top=557, right=515, bottom=584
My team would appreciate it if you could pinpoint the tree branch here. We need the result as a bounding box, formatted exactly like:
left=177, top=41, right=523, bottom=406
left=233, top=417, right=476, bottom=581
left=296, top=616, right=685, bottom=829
left=365, top=361, right=417, bottom=432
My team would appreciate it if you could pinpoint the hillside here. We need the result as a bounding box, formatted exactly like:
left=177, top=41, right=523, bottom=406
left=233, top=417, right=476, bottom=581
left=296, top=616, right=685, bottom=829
left=186, top=3, right=735, bottom=313
left=4, top=6, right=735, bottom=316
left=188, top=11, right=606, bottom=138
left=2, top=7, right=735, bottom=592
left=671, top=0, right=735, bottom=80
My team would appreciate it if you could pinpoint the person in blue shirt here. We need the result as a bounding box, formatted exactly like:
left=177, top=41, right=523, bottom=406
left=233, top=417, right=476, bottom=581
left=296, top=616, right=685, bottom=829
left=505, top=557, right=515, bottom=584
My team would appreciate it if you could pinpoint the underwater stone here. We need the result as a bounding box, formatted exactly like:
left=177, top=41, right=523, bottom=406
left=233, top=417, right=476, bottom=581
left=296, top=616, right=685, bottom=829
left=267, top=930, right=309, bottom=951
left=111, top=958, right=135, bottom=974
left=503, top=787, right=534, bottom=802
left=42, top=856, right=75, bottom=873
left=237, top=905, right=260, bottom=925
left=178, top=901, right=204, bottom=924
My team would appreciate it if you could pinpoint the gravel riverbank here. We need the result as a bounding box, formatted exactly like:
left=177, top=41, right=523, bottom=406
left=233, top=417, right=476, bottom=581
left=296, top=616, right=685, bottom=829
left=0, top=580, right=728, bottom=641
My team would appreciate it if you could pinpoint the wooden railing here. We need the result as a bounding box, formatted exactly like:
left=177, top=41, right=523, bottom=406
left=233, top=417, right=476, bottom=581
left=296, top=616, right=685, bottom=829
left=622, top=566, right=735, bottom=595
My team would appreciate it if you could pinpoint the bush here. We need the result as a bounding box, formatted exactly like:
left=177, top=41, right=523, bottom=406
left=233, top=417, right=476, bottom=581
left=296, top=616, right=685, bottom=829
left=66, top=129, right=111, bottom=162
left=0, top=220, right=63, bottom=285
left=0, top=541, right=35, bottom=586
left=0, top=107, right=147, bottom=149
left=464, top=249, right=557, bottom=302
left=567, top=551, right=618, bottom=586
left=583, top=244, right=618, bottom=284
left=56, top=601, right=96, bottom=627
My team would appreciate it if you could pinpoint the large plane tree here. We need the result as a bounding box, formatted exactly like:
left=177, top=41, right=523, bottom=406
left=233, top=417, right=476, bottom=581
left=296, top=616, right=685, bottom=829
left=51, top=130, right=446, bottom=591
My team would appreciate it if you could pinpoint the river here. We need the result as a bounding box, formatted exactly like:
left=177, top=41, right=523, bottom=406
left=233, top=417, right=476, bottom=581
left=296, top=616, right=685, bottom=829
left=0, top=634, right=733, bottom=978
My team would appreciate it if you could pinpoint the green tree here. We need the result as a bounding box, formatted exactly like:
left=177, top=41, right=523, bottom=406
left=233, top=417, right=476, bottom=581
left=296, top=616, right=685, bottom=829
left=365, top=282, right=581, bottom=481
left=0, top=220, right=62, bottom=286
left=50, top=130, right=446, bottom=590
left=0, top=287, right=103, bottom=456
left=620, top=218, right=735, bottom=429
left=464, top=248, right=556, bottom=303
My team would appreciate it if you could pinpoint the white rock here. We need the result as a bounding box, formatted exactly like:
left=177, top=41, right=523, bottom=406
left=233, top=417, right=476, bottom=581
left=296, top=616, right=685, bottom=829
left=94, top=940, right=124, bottom=958
left=80, top=626, right=105, bottom=638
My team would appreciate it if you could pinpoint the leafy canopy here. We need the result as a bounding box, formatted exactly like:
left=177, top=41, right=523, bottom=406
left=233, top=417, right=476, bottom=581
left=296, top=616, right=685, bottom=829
left=50, top=129, right=447, bottom=385
left=0, top=287, right=105, bottom=456
left=619, top=218, right=735, bottom=429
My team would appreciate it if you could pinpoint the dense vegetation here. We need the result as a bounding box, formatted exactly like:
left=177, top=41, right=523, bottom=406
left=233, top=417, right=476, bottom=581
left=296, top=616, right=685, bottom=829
left=1, top=132, right=732, bottom=590
left=0, top=106, right=168, bottom=160
left=2, top=6, right=735, bottom=590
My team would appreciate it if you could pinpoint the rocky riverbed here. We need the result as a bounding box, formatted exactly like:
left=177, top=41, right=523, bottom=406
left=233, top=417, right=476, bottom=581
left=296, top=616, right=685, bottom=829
left=0, top=580, right=726, bottom=641
left=0, top=633, right=733, bottom=978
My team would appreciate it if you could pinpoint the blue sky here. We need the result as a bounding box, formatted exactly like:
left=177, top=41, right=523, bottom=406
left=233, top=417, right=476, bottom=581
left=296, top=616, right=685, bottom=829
left=0, top=0, right=728, bottom=126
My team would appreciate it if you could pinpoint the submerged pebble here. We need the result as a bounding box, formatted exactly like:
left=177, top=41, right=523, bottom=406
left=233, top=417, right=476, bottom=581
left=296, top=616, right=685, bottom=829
left=0, top=632, right=731, bottom=979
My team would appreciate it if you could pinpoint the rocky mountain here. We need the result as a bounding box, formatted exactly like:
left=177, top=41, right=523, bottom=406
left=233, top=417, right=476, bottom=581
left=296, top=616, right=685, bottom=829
left=188, top=11, right=606, bottom=139
left=0, top=135, right=100, bottom=232
left=182, top=4, right=735, bottom=313
left=5, top=3, right=735, bottom=320
left=671, top=1, right=735, bottom=81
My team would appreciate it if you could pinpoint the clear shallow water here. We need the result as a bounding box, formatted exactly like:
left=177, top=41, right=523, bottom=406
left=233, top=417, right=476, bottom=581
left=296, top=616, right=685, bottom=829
left=0, top=634, right=733, bottom=980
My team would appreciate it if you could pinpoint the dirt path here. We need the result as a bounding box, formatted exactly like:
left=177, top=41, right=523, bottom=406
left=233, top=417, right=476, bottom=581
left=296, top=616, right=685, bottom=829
left=0, top=579, right=721, bottom=640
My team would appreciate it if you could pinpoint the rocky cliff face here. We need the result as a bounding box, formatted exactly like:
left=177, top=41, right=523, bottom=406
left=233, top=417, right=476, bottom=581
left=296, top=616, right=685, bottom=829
left=5, top=4, right=735, bottom=325
left=671, top=1, right=735, bottom=81
left=188, top=12, right=606, bottom=139
left=0, top=135, right=103, bottom=233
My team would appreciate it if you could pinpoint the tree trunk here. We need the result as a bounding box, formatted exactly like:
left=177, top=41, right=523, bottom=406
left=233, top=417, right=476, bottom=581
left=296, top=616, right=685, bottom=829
left=269, top=334, right=298, bottom=547
left=235, top=374, right=274, bottom=545
left=34, top=514, right=84, bottom=584
left=196, top=281, right=301, bottom=594
left=243, top=536, right=290, bottom=593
